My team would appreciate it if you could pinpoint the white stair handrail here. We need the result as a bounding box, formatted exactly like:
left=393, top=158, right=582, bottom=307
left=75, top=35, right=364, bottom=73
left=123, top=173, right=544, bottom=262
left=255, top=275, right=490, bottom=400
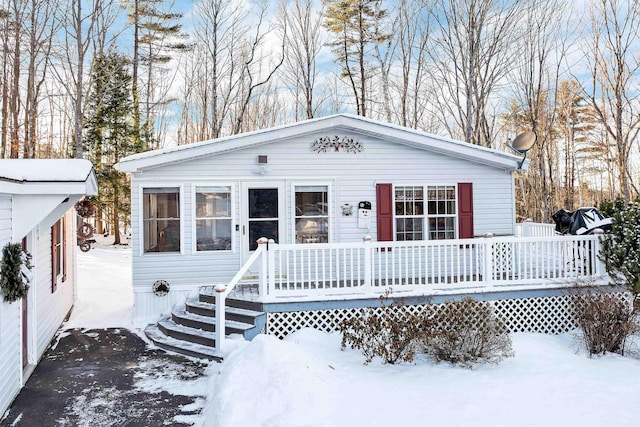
left=214, top=238, right=268, bottom=357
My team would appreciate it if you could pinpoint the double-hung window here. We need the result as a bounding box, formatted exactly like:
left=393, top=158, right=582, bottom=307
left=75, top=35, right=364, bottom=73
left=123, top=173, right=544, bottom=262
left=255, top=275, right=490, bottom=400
left=427, top=186, right=457, bottom=239
left=395, top=185, right=457, bottom=241
left=395, top=186, right=424, bottom=240
left=295, top=185, right=329, bottom=243
left=143, top=188, right=180, bottom=253
left=195, top=186, right=232, bottom=251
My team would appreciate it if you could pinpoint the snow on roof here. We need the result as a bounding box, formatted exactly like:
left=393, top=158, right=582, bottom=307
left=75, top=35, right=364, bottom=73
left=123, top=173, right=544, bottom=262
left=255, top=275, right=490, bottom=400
left=0, top=159, right=95, bottom=183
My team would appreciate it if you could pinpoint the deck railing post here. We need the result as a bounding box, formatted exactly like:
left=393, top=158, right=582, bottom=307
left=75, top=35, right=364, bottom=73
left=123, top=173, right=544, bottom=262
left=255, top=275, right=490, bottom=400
left=363, top=236, right=372, bottom=294
left=267, top=239, right=276, bottom=299
left=214, top=284, right=226, bottom=357
left=522, top=218, right=533, bottom=237
left=257, top=237, right=269, bottom=299
left=591, top=230, right=605, bottom=277
left=483, top=233, right=494, bottom=286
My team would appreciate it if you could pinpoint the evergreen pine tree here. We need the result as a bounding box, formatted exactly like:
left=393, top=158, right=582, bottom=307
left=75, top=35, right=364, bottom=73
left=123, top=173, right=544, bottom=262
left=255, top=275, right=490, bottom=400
left=83, top=49, right=138, bottom=245
left=600, top=200, right=640, bottom=302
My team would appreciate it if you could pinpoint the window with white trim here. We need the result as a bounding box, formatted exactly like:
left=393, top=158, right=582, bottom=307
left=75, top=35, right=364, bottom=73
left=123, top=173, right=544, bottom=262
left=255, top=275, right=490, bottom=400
left=394, top=185, right=457, bottom=240
left=395, top=186, right=424, bottom=240
left=143, top=188, right=180, bottom=252
left=427, top=186, right=457, bottom=239
left=295, top=185, right=329, bottom=243
left=195, top=186, right=232, bottom=251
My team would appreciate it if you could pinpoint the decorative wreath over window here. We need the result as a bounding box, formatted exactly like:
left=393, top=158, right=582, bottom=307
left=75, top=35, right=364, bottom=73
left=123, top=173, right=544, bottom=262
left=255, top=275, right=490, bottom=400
left=311, top=136, right=363, bottom=153
left=0, top=243, right=32, bottom=303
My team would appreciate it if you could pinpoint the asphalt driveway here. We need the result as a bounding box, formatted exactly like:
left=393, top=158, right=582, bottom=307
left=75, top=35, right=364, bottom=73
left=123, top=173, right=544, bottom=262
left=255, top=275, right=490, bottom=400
left=0, top=328, right=210, bottom=427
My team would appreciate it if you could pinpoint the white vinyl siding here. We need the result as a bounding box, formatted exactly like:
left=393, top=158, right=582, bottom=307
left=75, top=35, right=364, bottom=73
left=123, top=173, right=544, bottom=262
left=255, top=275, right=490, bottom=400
left=0, top=207, right=76, bottom=417
left=0, top=194, right=19, bottom=416
left=128, top=131, right=516, bottom=318
left=34, top=212, right=75, bottom=357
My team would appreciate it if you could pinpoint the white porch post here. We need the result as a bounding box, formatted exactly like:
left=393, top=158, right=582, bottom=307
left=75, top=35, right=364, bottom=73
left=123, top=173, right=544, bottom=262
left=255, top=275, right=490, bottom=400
left=257, top=237, right=269, bottom=298
left=522, top=218, right=533, bottom=237
left=214, top=284, right=226, bottom=357
left=363, top=236, right=372, bottom=293
left=483, top=233, right=494, bottom=286
left=592, top=229, right=605, bottom=277
left=267, top=239, right=276, bottom=299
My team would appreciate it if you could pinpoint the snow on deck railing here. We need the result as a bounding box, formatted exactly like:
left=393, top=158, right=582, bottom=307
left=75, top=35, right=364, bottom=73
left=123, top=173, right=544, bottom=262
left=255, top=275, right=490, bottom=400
left=256, top=234, right=605, bottom=302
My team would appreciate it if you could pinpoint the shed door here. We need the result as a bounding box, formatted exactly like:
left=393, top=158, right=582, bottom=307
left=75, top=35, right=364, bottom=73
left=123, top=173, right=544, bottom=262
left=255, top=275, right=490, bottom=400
left=21, top=236, right=28, bottom=368
left=241, top=182, right=285, bottom=263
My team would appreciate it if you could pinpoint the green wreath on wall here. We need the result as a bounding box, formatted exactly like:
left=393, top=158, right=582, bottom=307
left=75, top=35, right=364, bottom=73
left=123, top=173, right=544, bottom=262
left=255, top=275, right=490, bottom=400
left=0, top=242, right=33, bottom=303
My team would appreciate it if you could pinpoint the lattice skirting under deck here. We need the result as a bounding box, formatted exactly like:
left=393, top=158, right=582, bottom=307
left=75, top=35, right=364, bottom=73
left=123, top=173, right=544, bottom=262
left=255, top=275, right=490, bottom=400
left=265, top=291, right=632, bottom=339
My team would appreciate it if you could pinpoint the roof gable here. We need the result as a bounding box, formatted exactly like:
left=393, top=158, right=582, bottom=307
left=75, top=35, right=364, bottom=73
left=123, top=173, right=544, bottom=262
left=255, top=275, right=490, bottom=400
left=116, top=114, right=524, bottom=173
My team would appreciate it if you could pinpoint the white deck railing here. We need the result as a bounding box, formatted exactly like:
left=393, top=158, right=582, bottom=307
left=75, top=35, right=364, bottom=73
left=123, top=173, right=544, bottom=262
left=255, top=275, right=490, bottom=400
left=256, top=234, right=604, bottom=302
left=516, top=219, right=557, bottom=237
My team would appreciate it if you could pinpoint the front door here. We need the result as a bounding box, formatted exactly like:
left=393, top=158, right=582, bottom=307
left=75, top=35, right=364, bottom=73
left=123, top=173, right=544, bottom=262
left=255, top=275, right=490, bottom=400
left=241, top=182, right=285, bottom=263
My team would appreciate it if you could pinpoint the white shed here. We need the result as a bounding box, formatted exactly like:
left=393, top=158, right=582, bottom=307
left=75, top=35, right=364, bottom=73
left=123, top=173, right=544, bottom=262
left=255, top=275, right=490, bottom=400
left=117, top=114, right=524, bottom=323
left=0, top=159, right=97, bottom=416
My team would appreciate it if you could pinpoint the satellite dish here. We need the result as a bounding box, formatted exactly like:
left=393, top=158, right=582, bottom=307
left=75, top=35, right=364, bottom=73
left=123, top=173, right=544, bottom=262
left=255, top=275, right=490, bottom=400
left=506, top=131, right=536, bottom=169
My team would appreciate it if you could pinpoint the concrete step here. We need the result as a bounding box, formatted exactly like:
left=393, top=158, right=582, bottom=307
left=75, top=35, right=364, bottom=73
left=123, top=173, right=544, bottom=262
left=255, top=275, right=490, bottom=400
left=144, top=323, right=222, bottom=361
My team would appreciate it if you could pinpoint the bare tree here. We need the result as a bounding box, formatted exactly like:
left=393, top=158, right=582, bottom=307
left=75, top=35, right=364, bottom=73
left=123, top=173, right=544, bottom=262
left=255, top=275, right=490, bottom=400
left=391, top=0, right=433, bottom=129
left=279, top=0, right=324, bottom=120
left=582, top=0, right=640, bottom=200
left=508, top=0, right=568, bottom=221
left=231, top=1, right=286, bottom=135
left=428, top=0, right=522, bottom=146
left=179, top=0, right=248, bottom=142
left=50, top=0, right=118, bottom=159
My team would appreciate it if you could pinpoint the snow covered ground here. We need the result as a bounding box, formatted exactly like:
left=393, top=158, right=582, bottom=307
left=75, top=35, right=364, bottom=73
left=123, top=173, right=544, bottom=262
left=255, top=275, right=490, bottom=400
left=72, top=238, right=640, bottom=427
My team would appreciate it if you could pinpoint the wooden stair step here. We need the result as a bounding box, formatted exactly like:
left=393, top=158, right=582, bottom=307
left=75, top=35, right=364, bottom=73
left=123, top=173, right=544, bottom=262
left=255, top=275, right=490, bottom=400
left=172, top=305, right=254, bottom=334
left=145, top=324, right=222, bottom=361
left=186, top=298, right=263, bottom=319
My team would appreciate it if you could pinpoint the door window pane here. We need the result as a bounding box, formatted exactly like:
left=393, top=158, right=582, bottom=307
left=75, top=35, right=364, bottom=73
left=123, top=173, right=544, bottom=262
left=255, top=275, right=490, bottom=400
left=249, top=220, right=278, bottom=250
left=248, top=188, right=279, bottom=250
left=249, top=189, right=278, bottom=218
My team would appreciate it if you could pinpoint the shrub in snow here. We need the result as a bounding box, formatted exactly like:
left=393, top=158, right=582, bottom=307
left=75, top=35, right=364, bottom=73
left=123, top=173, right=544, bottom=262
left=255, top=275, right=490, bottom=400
left=421, top=298, right=513, bottom=367
left=573, top=291, right=638, bottom=356
left=339, top=296, right=421, bottom=365
left=599, top=199, right=640, bottom=302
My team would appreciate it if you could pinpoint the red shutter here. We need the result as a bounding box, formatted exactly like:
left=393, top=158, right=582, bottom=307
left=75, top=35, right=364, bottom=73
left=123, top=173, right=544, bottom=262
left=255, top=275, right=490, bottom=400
left=376, top=184, right=393, bottom=241
left=51, top=223, right=58, bottom=292
left=458, top=183, right=474, bottom=239
left=62, top=218, right=67, bottom=282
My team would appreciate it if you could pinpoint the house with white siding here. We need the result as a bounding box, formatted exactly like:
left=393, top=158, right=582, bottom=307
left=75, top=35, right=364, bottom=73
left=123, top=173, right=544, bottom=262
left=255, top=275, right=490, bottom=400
left=116, top=114, right=608, bottom=359
left=0, top=159, right=98, bottom=415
